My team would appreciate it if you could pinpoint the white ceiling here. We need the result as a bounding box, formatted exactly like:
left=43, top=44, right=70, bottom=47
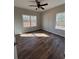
left=14, top=0, right=65, bottom=12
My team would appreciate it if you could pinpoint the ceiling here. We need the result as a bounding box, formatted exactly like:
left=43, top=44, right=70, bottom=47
left=14, top=0, right=65, bottom=12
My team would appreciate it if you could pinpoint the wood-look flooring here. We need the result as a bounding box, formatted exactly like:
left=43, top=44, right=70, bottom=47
left=15, top=30, right=65, bottom=59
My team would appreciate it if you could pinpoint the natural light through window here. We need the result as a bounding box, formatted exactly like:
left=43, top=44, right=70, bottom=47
left=56, top=12, right=65, bottom=30
left=34, top=33, right=49, bottom=37
left=22, top=15, right=37, bottom=28
left=20, top=33, right=49, bottom=37
left=20, top=33, right=34, bottom=37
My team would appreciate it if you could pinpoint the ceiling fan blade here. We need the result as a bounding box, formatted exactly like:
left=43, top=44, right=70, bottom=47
left=40, top=7, right=44, bottom=10
left=29, top=5, right=37, bottom=7
left=40, top=3, right=48, bottom=6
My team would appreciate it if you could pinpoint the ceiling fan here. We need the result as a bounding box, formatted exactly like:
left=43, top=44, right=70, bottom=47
left=29, top=0, right=48, bottom=10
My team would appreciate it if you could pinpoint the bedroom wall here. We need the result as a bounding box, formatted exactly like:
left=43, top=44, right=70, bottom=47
left=41, top=4, right=65, bottom=37
left=14, top=7, right=41, bottom=34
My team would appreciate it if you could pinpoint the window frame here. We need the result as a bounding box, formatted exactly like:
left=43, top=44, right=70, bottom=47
left=22, top=14, right=37, bottom=28
left=55, top=12, right=65, bottom=30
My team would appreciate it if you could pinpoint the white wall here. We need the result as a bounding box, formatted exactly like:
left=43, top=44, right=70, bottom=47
left=14, top=7, right=41, bottom=34
left=41, top=4, right=65, bottom=37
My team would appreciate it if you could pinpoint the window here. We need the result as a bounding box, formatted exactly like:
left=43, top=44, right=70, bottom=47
left=31, top=16, right=37, bottom=27
left=56, top=12, right=65, bottom=30
left=22, top=15, right=37, bottom=28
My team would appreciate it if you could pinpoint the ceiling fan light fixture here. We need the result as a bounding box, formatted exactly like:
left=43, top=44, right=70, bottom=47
left=29, top=0, right=48, bottom=10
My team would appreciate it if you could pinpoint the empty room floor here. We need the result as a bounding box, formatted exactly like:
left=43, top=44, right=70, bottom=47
left=15, top=30, right=65, bottom=59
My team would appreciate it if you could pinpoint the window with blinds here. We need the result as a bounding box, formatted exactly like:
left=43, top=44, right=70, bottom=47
left=56, top=12, right=65, bottom=30
left=22, top=15, right=37, bottom=28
